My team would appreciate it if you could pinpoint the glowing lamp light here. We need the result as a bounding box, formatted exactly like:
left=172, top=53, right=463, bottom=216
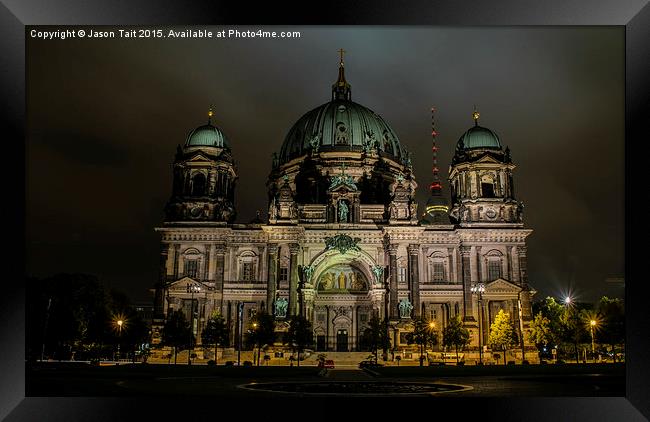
left=564, top=297, right=572, bottom=305
left=590, top=320, right=596, bottom=326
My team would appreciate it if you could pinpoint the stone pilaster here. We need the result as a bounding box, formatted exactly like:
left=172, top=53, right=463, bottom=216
left=173, top=244, right=181, bottom=279
left=407, top=244, right=420, bottom=317
left=387, top=243, right=398, bottom=319
left=517, top=246, right=532, bottom=320
left=510, top=245, right=520, bottom=283
left=214, top=243, right=226, bottom=292
left=460, top=246, right=475, bottom=321
left=289, top=243, right=300, bottom=317
left=203, top=244, right=212, bottom=281
left=266, top=244, right=279, bottom=315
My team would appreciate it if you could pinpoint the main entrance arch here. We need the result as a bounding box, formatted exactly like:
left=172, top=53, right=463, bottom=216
left=306, top=249, right=383, bottom=352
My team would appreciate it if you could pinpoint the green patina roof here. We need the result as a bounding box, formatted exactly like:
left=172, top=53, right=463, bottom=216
left=279, top=99, right=404, bottom=165
left=457, top=125, right=502, bottom=151
left=186, top=123, right=230, bottom=149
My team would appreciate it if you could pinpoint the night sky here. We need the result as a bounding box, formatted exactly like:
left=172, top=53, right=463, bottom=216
left=26, top=26, right=624, bottom=303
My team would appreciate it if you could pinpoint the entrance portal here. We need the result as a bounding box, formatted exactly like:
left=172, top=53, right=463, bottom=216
left=316, top=335, right=326, bottom=351
left=336, top=329, right=348, bottom=352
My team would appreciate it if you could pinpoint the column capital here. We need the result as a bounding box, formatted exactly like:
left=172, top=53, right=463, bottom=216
left=267, top=243, right=279, bottom=254
left=289, top=243, right=300, bottom=255
left=385, top=243, right=398, bottom=255
left=460, top=245, right=471, bottom=256
left=516, top=245, right=527, bottom=256
left=214, top=243, right=226, bottom=255
left=407, top=244, right=420, bottom=255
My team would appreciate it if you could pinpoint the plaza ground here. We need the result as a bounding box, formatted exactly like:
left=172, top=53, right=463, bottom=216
left=26, top=361, right=624, bottom=397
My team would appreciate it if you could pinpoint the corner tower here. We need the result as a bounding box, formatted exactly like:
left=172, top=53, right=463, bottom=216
left=448, top=108, right=522, bottom=226
left=164, top=108, right=238, bottom=223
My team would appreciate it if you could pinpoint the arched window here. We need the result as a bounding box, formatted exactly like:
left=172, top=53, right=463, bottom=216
left=238, top=250, right=258, bottom=282
left=485, top=249, right=503, bottom=281
left=481, top=174, right=496, bottom=198
left=191, top=173, right=206, bottom=196
left=428, top=251, right=447, bottom=283
left=183, top=248, right=203, bottom=279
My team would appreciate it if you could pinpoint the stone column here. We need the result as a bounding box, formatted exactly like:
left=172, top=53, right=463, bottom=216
left=289, top=243, right=300, bottom=317
left=408, top=244, right=420, bottom=317
left=460, top=246, right=475, bottom=321
left=266, top=244, right=279, bottom=316
left=387, top=243, right=398, bottom=319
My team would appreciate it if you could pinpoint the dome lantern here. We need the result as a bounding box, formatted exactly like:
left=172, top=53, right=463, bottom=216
left=332, top=48, right=351, bottom=101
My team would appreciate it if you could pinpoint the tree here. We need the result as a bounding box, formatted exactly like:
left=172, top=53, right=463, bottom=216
left=245, top=312, right=276, bottom=365
left=442, top=315, right=470, bottom=364
left=560, top=304, right=590, bottom=363
left=161, top=310, right=192, bottom=364
left=596, top=297, right=625, bottom=362
left=201, top=313, right=230, bottom=365
left=528, top=312, right=555, bottom=350
left=359, top=316, right=390, bottom=364
left=488, top=309, right=518, bottom=365
left=405, top=317, right=438, bottom=366
left=283, top=315, right=313, bottom=367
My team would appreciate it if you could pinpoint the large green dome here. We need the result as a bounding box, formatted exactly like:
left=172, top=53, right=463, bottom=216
left=456, top=125, right=502, bottom=151
left=186, top=123, right=230, bottom=149
left=279, top=99, right=404, bottom=165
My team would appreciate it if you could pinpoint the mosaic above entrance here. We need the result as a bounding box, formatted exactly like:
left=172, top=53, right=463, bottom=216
left=317, top=264, right=368, bottom=293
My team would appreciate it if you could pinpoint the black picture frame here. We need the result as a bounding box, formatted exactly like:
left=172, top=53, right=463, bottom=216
left=2, top=1, right=648, bottom=420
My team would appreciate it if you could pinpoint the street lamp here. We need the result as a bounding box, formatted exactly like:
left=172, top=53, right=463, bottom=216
left=563, top=296, right=579, bottom=364
left=186, top=283, right=201, bottom=365
left=252, top=322, right=259, bottom=366
left=470, top=283, right=486, bottom=364
left=116, top=319, right=123, bottom=361
left=589, top=320, right=597, bottom=363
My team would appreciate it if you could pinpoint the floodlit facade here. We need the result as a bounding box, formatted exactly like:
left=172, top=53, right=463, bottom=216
left=152, top=56, right=536, bottom=359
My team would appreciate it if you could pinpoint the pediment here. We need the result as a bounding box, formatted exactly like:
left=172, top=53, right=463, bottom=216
left=475, top=154, right=502, bottom=165
left=187, top=153, right=212, bottom=163
left=485, top=278, right=522, bottom=293
left=168, top=276, right=205, bottom=291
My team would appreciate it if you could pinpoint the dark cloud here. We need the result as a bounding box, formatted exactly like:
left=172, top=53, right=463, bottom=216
left=26, top=27, right=624, bottom=302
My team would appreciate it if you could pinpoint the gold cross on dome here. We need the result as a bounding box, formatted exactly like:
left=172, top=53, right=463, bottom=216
left=338, top=48, right=346, bottom=65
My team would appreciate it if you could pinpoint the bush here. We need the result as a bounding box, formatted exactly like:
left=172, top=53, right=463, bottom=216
left=207, top=360, right=216, bottom=366
left=457, top=361, right=465, bottom=366
left=556, top=359, right=565, bottom=364
left=243, top=361, right=253, bottom=366
left=540, top=360, right=548, bottom=365
left=507, top=361, right=515, bottom=365
left=225, top=361, right=234, bottom=366
left=522, top=360, right=530, bottom=365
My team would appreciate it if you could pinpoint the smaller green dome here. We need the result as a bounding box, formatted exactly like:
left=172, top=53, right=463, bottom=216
left=457, top=125, right=502, bottom=151
left=186, top=123, right=230, bottom=149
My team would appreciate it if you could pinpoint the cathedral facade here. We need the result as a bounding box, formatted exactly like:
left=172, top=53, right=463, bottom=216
left=152, top=56, right=536, bottom=359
